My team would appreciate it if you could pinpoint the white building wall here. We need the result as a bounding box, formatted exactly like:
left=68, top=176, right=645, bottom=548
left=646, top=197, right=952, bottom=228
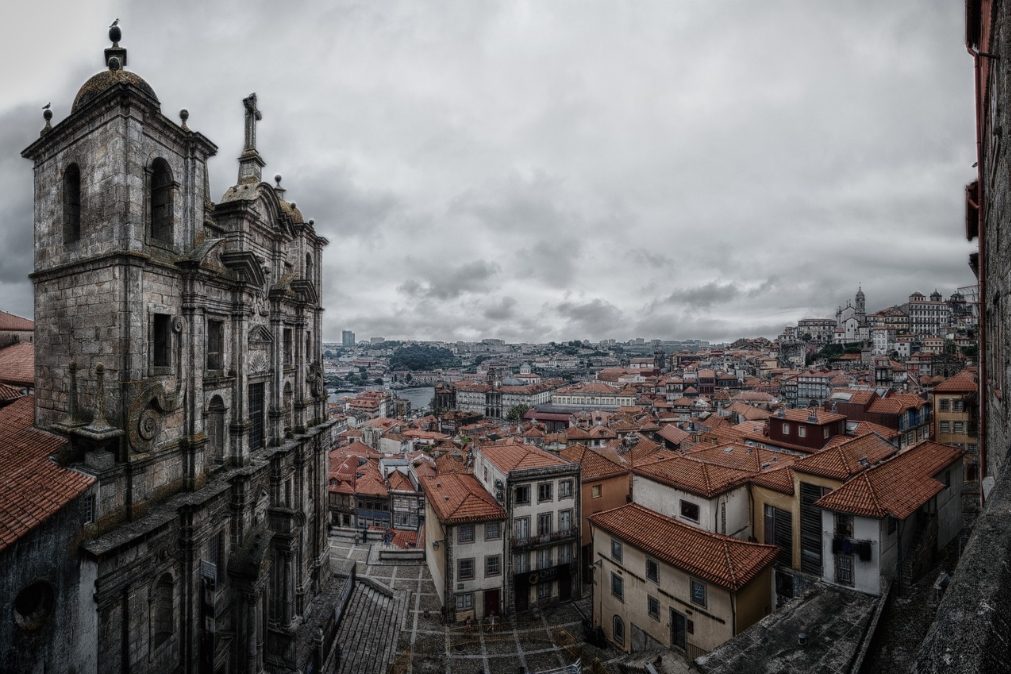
left=820, top=510, right=884, bottom=595
left=631, top=476, right=751, bottom=538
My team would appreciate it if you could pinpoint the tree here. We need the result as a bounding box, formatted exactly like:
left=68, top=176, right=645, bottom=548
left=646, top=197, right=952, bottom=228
left=507, top=404, right=531, bottom=421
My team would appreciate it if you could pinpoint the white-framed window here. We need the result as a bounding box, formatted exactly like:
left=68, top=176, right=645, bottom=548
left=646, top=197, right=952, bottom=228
left=455, top=592, right=473, bottom=610
left=485, top=521, right=501, bottom=540
left=559, top=479, right=574, bottom=499
left=798, top=425, right=807, bottom=438
left=680, top=500, right=700, bottom=522
left=513, top=552, right=529, bottom=573
left=515, top=485, right=530, bottom=504
left=592, top=484, right=602, bottom=499
left=690, top=578, right=706, bottom=608
left=611, top=539, right=623, bottom=562
left=538, top=482, right=553, bottom=503
left=611, top=572, right=624, bottom=601
left=537, top=512, right=552, bottom=536
left=559, top=509, right=573, bottom=533
left=458, top=558, right=475, bottom=581
left=648, top=595, right=660, bottom=620
left=782, top=423, right=791, bottom=435
left=485, top=555, right=501, bottom=577
left=457, top=524, right=475, bottom=544
left=646, top=558, right=659, bottom=583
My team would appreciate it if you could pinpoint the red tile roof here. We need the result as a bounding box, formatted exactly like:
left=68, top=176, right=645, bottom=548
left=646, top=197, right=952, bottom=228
left=0, top=397, right=94, bottom=551
left=589, top=504, right=777, bottom=591
left=559, top=444, right=628, bottom=482
left=816, top=442, right=964, bottom=519
left=387, top=470, right=416, bottom=492
left=0, top=382, right=24, bottom=402
left=657, top=424, right=691, bottom=445
left=479, top=440, right=570, bottom=473
left=792, top=433, right=898, bottom=481
left=933, top=368, right=978, bottom=394
left=0, top=310, right=33, bottom=332
left=867, top=393, right=927, bottom=415
left=632, top=455, right=752, bottom=498
left=420, top=474, right=506, bottom=524
left=0, top=343, right=34, bottom=387
left=774, top=407, right=846, bottom=425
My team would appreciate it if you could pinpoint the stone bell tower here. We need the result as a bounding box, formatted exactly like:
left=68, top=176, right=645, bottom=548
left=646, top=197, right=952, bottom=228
left=22, top=24, right=217, bottom=474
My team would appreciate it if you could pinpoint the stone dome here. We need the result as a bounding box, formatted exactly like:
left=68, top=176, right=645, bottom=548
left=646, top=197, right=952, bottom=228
left=72, top=69, right=159, bottom=113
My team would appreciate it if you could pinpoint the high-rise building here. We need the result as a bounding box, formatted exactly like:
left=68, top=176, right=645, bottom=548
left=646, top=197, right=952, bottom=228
left=342, top=329, right=356, bottom=347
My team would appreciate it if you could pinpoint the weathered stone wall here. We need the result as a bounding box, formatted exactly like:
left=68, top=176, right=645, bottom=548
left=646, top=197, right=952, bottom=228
left=0, top=487, right=97, bottom=674
left=982, top=0, right=1011, bottom=480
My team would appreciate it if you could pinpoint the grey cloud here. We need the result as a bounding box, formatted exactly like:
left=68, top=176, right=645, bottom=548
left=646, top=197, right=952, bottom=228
left=658, top=282, right=742, bottom=309
left=0, top=2, right=978, bottom=343
left=482, top=296, right=518, bottom=321
left=398, top=260, right=500, bottom=300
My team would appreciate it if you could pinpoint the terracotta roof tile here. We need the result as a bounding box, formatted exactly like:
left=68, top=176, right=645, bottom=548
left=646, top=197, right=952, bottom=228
left=420, top=474, right=506, bottom=524
left=479, top=440, right=570, bottom=473
left=933, top=368, right=978, bottom=394
left=589, top=504, right=777, bottom=590
left=0, top=343, right=34, bottom=387
left=0, top=310, right=33, bottom=332
left=0, top=382, right=24, bottom=402
left=559, top=444, right=628, bottom=482
left=816, top=442, right=964, bottom=519
left=0, top=397, right=94, bottom=551
left=632, top=455, right=752, bottom=498
left=793, top=433, right=898, bottom=481
left=657, top=424, right=691, bottom=445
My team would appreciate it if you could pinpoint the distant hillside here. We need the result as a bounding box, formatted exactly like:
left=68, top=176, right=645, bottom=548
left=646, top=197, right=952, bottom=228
left=389, top=344, right=460, bottom=371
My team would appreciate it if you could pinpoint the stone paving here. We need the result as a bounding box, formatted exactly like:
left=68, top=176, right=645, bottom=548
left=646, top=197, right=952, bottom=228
left=330, top=535, right=620, bottom=674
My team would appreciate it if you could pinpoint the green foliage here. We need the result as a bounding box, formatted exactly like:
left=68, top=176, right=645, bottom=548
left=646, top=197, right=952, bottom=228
left=507, top=404, right=531, bottom=421
left=390, top=344, right=460, bottom=371
left=961, top=344, right=978, bottom=361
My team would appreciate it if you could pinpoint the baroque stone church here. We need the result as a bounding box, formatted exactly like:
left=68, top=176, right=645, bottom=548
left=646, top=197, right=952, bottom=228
left=17, top=25, right=339, bottom=673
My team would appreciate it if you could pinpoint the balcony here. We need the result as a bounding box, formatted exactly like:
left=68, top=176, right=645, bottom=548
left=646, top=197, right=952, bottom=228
left=511, top=528, right=578, bottom=550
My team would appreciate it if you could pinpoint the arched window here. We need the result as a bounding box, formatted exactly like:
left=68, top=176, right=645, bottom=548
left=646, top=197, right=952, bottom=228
left=63, top=163, right=81, bottom=243
left=152, top=573, right=174, bottom=648
left=612, top=615, right=625, bottom=647
left=150, top=158, right=173, bottom=244
left=283, top=382, right=293, bottom=432
left=207, top=396, right=226, bottom=463
left=305, top=332, right=312, bottom=364
left=305, top=252, right=313, bottom=282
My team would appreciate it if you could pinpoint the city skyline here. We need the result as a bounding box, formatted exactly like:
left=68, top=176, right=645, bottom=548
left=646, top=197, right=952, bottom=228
left=0, top=1, right=977, bottom=342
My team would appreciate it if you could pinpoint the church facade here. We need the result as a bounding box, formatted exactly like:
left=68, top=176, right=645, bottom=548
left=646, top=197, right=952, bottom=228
left=18, top=26, right=339, bottom=673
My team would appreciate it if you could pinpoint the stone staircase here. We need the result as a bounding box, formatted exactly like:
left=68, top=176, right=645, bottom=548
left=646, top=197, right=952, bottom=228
left=335, top=577, right=408, bottom=674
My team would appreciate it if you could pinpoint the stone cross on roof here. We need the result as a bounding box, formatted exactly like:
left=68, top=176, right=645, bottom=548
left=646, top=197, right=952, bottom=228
left=238, top=93, right=266, bottom=183
left=242, top=93, right=262, bottom=151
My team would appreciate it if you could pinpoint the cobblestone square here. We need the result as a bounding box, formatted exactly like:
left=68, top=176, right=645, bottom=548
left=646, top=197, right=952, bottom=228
left=329, top=535, right=620, bottom=673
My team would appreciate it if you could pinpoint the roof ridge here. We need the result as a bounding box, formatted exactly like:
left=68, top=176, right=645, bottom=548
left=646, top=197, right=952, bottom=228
left=861, top=472, right=885, bottom=517
left=722, top=540, right=738, bottom=587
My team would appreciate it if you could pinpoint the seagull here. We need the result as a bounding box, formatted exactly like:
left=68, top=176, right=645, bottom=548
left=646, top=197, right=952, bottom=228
left=42, top=102, right=50, bottom=110
left=110, top=18, right=119, bottom=28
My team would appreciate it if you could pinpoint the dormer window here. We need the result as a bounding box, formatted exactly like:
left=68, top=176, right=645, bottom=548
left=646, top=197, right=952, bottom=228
left=150, top=158, right=173, bottom=244
left=63, top=163, right=81, bottom=243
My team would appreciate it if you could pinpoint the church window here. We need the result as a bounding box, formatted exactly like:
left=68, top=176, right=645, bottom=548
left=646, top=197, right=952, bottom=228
left=63, top=163, right=81, bottom=243
left=206, top=319, right=224, bottom=371
left=150, top=158, right=173, bottom=244
left=152, top=314, right=172, bottom=368
left=283, top=381, right=293, bottom=432
left=305, top=252, right=313, bottom=281
left=284, top=328, right=293, bottom=367
left=151, top=573, right=174, bottom=648
left=207, top=396, right=226, bottom=463
left=305, top=332, right=312, bottom=363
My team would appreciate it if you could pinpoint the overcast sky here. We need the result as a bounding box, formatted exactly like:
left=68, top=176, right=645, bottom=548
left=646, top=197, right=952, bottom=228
left=0, top=1, right=977, bottom=343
